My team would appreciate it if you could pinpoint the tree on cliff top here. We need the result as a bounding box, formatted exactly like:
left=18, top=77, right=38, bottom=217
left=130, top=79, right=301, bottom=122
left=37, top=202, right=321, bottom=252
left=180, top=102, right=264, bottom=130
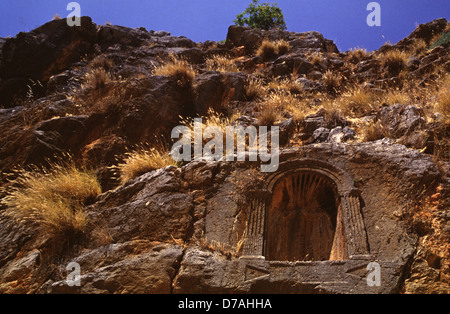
left=234, top=0, right=287, bottom=31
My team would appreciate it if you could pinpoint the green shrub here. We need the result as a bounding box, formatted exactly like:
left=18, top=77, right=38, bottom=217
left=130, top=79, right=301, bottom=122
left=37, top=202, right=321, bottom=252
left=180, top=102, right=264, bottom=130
left=234, top=0, right=287, bottom=30
left=429, top=31, right=450, bottom=49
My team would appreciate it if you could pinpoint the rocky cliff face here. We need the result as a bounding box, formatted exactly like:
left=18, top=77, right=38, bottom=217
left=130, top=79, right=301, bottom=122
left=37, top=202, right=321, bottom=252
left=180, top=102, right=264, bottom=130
left=0, top=17, right=448, bottom=294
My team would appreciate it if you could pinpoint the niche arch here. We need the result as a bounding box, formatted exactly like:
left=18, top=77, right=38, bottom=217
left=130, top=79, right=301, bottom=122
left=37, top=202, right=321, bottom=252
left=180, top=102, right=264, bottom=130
left=242, top=159, right=369, bottom=261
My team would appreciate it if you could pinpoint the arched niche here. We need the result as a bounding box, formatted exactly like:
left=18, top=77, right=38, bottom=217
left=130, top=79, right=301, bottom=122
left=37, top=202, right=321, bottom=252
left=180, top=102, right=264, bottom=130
left=266, top=171, right=346, bottom=261
left=241, top=159, right=369, bottom=261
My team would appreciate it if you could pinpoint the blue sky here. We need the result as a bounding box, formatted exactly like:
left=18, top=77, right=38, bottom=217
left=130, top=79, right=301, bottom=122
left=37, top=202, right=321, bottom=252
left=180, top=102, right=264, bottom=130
left=0, top=0, right=448, bottom=51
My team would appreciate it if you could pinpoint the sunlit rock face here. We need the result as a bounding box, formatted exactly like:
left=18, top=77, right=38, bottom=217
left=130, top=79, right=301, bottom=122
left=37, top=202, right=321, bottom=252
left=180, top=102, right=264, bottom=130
left=0, top=16, right=448, bottom=294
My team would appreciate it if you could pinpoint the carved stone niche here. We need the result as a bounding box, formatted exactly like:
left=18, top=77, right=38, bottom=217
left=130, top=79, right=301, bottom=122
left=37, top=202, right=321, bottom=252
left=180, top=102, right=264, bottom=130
left=242, top=159, right=369, bottom=261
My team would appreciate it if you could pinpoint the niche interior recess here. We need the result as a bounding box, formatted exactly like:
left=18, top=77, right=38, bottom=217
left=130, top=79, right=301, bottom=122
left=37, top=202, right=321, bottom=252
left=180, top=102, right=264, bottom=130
left=241, top=159, right=370, bottom=261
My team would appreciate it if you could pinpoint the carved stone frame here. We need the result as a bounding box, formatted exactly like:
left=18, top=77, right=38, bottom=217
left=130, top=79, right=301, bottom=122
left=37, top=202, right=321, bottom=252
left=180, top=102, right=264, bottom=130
left=242, top=159, right=370, bottom=260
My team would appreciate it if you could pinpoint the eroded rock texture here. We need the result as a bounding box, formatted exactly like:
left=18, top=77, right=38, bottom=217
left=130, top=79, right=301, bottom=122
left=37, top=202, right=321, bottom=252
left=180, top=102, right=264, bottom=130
left=0, top=17, right=449, bottom=294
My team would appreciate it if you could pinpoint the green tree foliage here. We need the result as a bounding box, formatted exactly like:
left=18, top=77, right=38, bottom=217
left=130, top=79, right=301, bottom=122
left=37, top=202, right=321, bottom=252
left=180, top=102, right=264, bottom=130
left=234, top=0, right=287, bottom=31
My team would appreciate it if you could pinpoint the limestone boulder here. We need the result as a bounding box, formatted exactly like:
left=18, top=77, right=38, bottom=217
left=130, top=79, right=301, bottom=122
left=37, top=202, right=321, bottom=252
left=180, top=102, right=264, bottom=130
left=45, top=241, right=183, bottom=294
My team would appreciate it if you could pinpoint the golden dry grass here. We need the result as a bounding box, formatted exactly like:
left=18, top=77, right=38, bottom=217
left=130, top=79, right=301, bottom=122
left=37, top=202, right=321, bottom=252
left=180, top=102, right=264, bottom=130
left=89, top=56, right=114, bottom=72
left=84, top=68, right=111, bottom=90
left=153, top=55, right=195, bottom=87
left=180, top=108, right=242, bottom=151
left=360, top=121, right=389, bottom=142
left=342, top=60, right=357, bottom=77
left=1, top=161, right=101, bottom=240
left=275, top=39, right=290, bottom=55
left=245, top=78, right=267, bottom=101
left=267, top=78, right=303, bottom=95
left=418, top=73, right=450, bottom=123
left=322, top=70, right=343, bottom=93
left=345, top=48, right=369, bottom=63
left=409, top=39, right=428, bottom=56
left=199, top=232, right=245, bottom=258
left=384, top=89, right=411, bottom=105
left=435, top=85, right=450, bottom=121
left=205, top=55, right=239, bottom=72
left=431, top=133, right=450, bottom=166
left=308, top=52, right=323, bottom=65
left=349, top=49, right=368, bottom=61
left=76, top=77, right=137, bottom=115
left=116, top=146, right=178, bottom=184
left=256, top=39, right=290, bottom=60
left=258, top=103, right=279, bottom=126
left=377, top=49, right=409, bottom=74
left=256, top=40, right=278, bottom=60
left=181, top=108, right=239, bottom=135
left=320, top=102, right=348, bottom=128
left=334, top=87, right=378, bottom=117
left=263, top=91, right=309, bottom=122
left=178, top=109, right=242, bottom=158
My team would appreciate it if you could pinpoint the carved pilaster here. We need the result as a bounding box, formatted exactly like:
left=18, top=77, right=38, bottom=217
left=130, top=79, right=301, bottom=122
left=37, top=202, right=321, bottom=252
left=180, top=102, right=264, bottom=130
left=341, top=191, right=369, bottom=256
left=242, top=196, right=267, bottom=257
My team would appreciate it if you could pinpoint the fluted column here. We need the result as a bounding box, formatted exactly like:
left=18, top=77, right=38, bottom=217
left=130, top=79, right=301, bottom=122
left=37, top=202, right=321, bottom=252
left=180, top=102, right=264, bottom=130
left=341, top=191, right=369, bottom=256
left=242, top=196, right=266, bottom=257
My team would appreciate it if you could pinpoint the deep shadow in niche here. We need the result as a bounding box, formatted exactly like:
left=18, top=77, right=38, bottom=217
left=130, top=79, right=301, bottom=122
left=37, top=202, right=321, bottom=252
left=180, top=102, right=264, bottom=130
left=265, top=171, right=348, bottom=261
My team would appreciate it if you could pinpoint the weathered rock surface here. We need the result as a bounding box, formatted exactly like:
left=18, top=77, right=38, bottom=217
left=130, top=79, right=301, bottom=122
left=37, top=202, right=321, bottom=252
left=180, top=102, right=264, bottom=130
left=0, top=17, right=449, bottom=294
left=194, top=71, right=247, bottom=115
left=0, top=141, right=445, bottom=294
left=88, top=167, right=193, bottom=243
left=45, top=241, right=183, bottom=294
left=226, top=25, right=338, bottom=54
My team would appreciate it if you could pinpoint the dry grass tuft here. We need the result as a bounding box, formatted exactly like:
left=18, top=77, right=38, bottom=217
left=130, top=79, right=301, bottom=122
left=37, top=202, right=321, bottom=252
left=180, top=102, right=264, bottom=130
left=268, top=78, right=303, bottom=95
left=342, top=60, right=357, bottom=77
left=205, top=55, right=240, bottom=72
left=179, top=109, right=242, bottom=158
left=360, top=121, right=389, bottom=142
left=321, top=103, right=348, bottom=128
left=435, top=85, right=450, bottom=121
left=258, top=103, right=279, bottom=126
left=409, top=39, right=428, bottom=56
left=335, top=87, right=378, bottom=117
left=84, top=68, right=111, bottom=90
left=1, top=160, right=101, bottom=242
left=432, top=134, right=450, bottom=167
left=256, top=39, right=290, bottom=60
left=275, top=39, right=290, bottom=55
left=153, top=55, right=195, bottom=87
left=378, top=49, right=409, bottom=74
left=199, top=233, right=245, bottom=258
left=422, top=73, right=450, bottom=123
left=345, top=48, right=369, bottom=64
left=308, top=52, right=323, bottom=65
left=257, top=40, right=278, bottom=60
left=116, top=146, right=178, bottom=184
left=245, top=78, right=267, bottom=101
left=322, top=70, right=343, bottom=93
left=89, top=56, right=114, bottom=72
left=384, top=90, right=411, bottom=105
left=263, top=91, right=308, bottom=122
left=264, top=91, right=294, bottom=108
left=181, top=108, right=239, bottom=136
